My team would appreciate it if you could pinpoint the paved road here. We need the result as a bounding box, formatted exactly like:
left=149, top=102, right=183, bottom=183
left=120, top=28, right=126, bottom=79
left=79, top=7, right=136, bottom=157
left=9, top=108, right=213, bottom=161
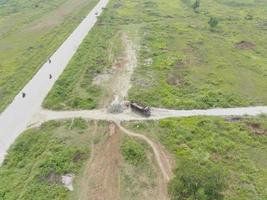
left=0, top=0, right=109, bottom=164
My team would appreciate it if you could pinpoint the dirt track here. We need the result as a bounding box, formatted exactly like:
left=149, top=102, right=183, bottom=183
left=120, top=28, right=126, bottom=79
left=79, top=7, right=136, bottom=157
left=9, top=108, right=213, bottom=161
left=30, top=106, right=267, bottom=127
left=78, top=122, right=122, bottom=200
left=116, top=122, right=172, bottom=182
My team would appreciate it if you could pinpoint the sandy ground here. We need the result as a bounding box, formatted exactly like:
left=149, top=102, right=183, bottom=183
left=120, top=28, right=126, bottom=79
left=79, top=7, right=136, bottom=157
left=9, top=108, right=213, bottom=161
left=95, top=33, right=137, bottom=108
left=78, top=121, right=122, bottom=200
left=0, top=0, right=110, bottom=164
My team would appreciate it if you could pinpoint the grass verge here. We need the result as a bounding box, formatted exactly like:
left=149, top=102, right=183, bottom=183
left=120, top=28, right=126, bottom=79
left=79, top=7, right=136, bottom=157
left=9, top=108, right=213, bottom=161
left=0, top=0, right=98, bottom=112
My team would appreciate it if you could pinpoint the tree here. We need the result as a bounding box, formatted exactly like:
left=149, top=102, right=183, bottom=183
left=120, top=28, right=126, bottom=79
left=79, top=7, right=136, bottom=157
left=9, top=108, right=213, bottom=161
left=208, top=17, right=219, bottom=28
left=193, top=0, right=200, bottom=12
left=168, top=159, right=226, bottom=200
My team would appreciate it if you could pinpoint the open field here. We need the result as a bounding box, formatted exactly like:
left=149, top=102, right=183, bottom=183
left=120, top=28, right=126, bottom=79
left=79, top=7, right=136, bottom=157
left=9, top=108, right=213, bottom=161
left=1, top=116, right=266, bottom=199
left=0, top=119, right=93, bottom=199
left=0, top=120, right=166, bottom=200
left=0, top=0, right=98, bottom=112
left=128, top=0, right=267, bottom=109
left=44, top=0, right=267, bottom=110
left=124, top=115, right=267, bottom=199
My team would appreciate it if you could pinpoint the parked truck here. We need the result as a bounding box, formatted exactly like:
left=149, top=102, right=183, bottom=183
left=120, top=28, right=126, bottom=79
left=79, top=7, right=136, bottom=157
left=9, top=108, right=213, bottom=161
left=130, top=102, right=151, bottom=117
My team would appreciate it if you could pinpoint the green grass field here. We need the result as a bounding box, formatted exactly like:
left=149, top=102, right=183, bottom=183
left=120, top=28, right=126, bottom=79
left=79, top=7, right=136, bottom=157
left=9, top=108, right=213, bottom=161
left=124, top=115, right=267, bottom=199
left=0, top=119, right=93, bottom=199
left=0, top=120, right=161, bottom=200
left=0, top=0, right=98, bottom=112
left=128, top=0, right=267, bottom=109
left=44, top=0, right=267, bottom=110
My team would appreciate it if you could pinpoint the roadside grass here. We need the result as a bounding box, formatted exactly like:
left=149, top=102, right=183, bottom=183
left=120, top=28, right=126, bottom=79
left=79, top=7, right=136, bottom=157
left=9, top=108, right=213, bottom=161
left=43, top=20, right=119, bottom=110
left=43, top=0, right=143, bottom=110
left=120, top=136, right=161, bottom=200
left=123, top=115, right=267, bottom=199
left=44, top=0, right=267, bottom=110
left=0, top=119, right=94, bottom=200
left=0, top=0, right=98, bottom=112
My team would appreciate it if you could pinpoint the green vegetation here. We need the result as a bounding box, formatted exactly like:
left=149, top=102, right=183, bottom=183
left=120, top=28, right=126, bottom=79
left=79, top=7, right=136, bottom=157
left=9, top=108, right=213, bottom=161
left=120, top=136, right=159, bottom=200
left=0, top=119, right=93, bottom=200
left=43, top=19, right=119, bottom=110
left=43, top=0, right=141, bottom=110
left=169, top=159, right=225, bottom=200
left=124, top=115, right=267, bottom=199
left=208, top=17, right=219, bottom=28
left=44, top=0, right=267, bottom=110
left=128, top=0, right=267, bottom=109
left=0, top=0, right=98, bottom=112
left=121, top=137, right=146, bottom=166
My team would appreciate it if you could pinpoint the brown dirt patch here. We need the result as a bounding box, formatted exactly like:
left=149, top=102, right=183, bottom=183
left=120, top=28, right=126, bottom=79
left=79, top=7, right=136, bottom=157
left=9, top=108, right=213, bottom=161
left=167, top=73, right=182, bottom=86
left=40, top=172, right=61, bottom=184
left=78, top=122, right=122, bottom=200
left=247, top=122, right=267, bottom=136
left=182, top=44, right=202, bottom=66
left=235, top=41, right=255, bottom=50
left=23, top=0, right=90, bottom=33
left=97, top=33, right=137, bottom=108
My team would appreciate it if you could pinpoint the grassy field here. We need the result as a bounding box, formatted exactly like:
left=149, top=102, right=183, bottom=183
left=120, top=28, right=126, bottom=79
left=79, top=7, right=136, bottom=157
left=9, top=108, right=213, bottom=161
left=128, top=0, right=267, bottom=109
left=43, top=0, right=141, bottom=110
left=0, top=120, right=164, bottom=199
left=0, top=119, right=93, bottom=199
left=0, top=0, right=98, bottom=112
left=124, top=115, right=267, bottom=199
left=44, top=0, right=267, bottom=110
left=120, top=136, right=161, bottom=200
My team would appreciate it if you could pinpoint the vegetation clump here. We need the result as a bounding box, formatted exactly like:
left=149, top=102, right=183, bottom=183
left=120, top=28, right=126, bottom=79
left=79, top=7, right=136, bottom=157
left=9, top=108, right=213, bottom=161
left=121, top=139, right=146, bottom=166
left=169, top=159, right=225, bottom=200
left=208, top=17, right=219, bottom=28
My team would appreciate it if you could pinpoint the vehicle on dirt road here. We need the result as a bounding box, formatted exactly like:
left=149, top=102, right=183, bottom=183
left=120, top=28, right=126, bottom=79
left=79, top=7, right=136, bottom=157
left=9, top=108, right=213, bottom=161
left=130, top=102, right=151, bottom=117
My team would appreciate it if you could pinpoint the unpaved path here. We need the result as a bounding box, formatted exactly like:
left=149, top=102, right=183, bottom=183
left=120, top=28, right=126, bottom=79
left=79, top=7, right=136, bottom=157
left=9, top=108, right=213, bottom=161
left=78, top=121, right=122, bottom=200
left=97, top=33, right=137, bottom=108
left=30, top=106, right=267, bottom=127
left=117, top=122, right=171, bottom=200
left=116, top=122, right=172, bottom=182
left=0, top=0, right=109, bottom=164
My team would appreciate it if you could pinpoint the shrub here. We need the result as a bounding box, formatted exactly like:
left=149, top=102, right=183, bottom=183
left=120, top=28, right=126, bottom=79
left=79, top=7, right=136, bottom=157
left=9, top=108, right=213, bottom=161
left=121, top=139, right=145, bottom=166
left=208, top=17, right=219, bottom=28
left=168, top=159, right=226, bottom=200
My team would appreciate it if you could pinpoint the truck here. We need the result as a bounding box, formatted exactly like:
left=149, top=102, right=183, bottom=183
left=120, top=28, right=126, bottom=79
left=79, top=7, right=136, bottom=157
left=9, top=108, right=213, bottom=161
left=130, top=102, right=151, bottom=117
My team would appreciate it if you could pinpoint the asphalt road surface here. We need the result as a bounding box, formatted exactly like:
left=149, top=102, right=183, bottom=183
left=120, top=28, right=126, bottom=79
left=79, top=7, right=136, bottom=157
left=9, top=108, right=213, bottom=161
left=0, top=0, right=109, bottom=164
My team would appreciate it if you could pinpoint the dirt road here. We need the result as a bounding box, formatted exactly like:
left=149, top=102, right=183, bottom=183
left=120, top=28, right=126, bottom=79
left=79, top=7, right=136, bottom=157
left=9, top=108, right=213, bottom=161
left=117, top=122, right=172, bottom=182
left=0, top=0, right=109, bottom=164
left=31, top=106, right=267, bottom=127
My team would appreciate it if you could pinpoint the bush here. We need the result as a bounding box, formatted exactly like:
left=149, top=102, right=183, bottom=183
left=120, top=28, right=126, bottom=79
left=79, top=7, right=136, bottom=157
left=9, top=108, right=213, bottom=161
left=168, top=159, right=226, bottom=200
left=121, top=139, right=146, bottom=166
left=208, top=17, right=219, bottom=28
